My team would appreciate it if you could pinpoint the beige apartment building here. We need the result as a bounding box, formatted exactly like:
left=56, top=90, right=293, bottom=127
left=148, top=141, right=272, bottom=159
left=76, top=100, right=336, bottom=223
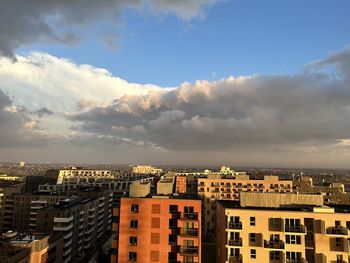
left=56, top=167, right=116, bottom=184
left=198, top=175, right=294, bottom=235
left=294, top=177, right=350, bottom=205
left=132, top=165, right=162, bottom=175
left=216, top=193, right=350, bottom=263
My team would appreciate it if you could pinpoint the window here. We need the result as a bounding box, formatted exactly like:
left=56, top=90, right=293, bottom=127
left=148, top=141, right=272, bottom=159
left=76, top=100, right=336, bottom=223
left=130, top=220, right=138, bottom=228
left=152, top=204, right=160, bottom=214
left=130, top=204, right=139, bottom=213
left=250, top=217, right=256, bottom=226
left=286, top=235, right=301, bottom=244
left=250, top=249, right=256, bottom=259
left=169, top=205, right=178, bottom=213
left=286, top=252, right=301, bottom=262
left=150, top=250, right=159, bottom=262
left=270, top=251, right=280, bottom=260
left=151, top=233, right=160, bottom=244
left=250, top=233, right=256, bottom=243
left=347, top=221, right=350, bottom=230
left=128, top=252, right=137, bottom=262
left=335, top=238, right=343, bottom=247
left=129, top=236, right=137, bottom=246
left=151, top=217, right=160, bottom=228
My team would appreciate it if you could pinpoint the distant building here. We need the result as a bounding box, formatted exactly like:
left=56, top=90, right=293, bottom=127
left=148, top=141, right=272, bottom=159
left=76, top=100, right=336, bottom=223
left=216, top=192, right=350, bottom=263
left=25, top=175, right=57, bottom=193
left=56, top=167, right=116, bottom=184
left=132, top=165, right=162, bottom=175
left=294, top=176, right=350, bottom=205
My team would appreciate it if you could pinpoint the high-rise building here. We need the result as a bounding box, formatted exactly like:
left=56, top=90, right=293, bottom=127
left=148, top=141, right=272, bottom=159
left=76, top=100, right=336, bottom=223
left=35, top=197, right=104, bottom=263
left=115, top=196, right=202, bottom=263
left=216, top=192, right=350, bottom=263
left=0, top=181, right=23, bottom=232
left=198, top=175, right=294, bottom=235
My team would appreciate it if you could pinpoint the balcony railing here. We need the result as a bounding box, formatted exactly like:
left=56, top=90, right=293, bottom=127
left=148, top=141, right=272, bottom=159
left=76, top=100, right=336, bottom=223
left=180, top=212, right=198, bottom=220
left=228, top=221, right=242, bottom=230
left=326, top=226, right=348, bottom=235
left=229, top=255, right=242, bottom=263
left=264, top=240, right=285, bottom=249
left=284, top=225, right=306, bottom=233
left=180, top=246, right=199, bottom=256
left=228, top=238, right=242, bottom=247
left=180, top=228, right=199, bottom=237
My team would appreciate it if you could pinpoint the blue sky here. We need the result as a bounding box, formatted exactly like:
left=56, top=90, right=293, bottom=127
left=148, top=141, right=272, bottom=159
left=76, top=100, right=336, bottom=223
left=2, top=0, right=350, bottom=166
left=20, top=0, right=350, bottom=86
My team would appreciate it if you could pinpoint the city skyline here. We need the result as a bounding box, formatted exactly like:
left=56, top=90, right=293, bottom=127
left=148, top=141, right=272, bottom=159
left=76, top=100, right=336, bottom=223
left=1, top=1, right=350, bottom=168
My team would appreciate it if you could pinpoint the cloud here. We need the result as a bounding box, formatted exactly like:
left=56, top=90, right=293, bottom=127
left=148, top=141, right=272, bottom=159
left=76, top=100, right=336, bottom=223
left=0, top=0, right=218, bottom=58
left=68, top=48, right=350, bottom=155
left=2, top=48, right=350, bottom=167
left=0, top=52, right=160, bottom=113
left=0, top=89, right=53, bottom=148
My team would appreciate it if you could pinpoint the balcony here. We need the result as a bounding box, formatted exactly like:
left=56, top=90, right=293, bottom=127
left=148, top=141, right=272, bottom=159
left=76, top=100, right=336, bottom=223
left=264, top=240, right=285, bottom=250
left=54, top=216, right=73, bottom=223
left=228, top=238, right=242, bottom=247
left=180, top=228, right=199, bottom=237
left=229, top=255, right=242, bottom=263
left=53, top=223, right=73, bottom=232
left=180, top=212, right=198, bottom=221
left=180, top=246, right=199, bottom=256
left=284, top=225, right=306, bottom=234
left=326, top=226, right=348, bottom=235
left=286, top=259, right=307, bottom=263
left=228, top=221, right=242, bottom=230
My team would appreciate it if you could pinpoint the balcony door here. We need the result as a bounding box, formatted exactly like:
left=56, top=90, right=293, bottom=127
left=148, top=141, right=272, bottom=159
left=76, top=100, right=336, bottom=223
left=285, top=218, right=300, bottom=226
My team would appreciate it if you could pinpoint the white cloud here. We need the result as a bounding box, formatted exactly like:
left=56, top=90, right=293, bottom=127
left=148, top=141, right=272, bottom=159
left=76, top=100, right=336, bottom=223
left=2, top=48, right=350, bottom=168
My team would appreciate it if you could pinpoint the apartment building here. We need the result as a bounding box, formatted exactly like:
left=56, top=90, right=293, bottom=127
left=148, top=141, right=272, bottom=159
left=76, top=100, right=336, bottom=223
left=12, top=192, right=67, bottom=232
left=294, top=177, right=350, bottom=205
left=0, top=181, right=23, bottom=232
left=0, top=231, right=63, bottom=263
left=35, top=197, right=101, bottom=263
left=56, top=167, right=116, bottom=184
left=216, top=193, right=350, bottom=263
left=198, top=175, right=294, bottom=235
left=132, top=165, right=162, bottom=175
left=116, top=196, right=202, bottom=263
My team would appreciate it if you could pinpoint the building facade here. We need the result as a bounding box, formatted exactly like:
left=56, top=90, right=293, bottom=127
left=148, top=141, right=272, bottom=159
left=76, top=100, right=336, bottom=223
left=198, top=175, right=294, bottom=235
left=115, top=196, right=202, bottom=263
left=217, top=198, right=350, bottom=263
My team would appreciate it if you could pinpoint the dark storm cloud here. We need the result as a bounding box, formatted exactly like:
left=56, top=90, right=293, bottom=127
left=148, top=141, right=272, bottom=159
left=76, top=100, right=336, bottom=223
left=68, top=48, right=350, bottom=151
left=0, top=0, right=217, bottom=58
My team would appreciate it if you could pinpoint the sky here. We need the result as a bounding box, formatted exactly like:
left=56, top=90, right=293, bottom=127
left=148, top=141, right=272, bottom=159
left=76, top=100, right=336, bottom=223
left=1, top=0, right=350, bottom=168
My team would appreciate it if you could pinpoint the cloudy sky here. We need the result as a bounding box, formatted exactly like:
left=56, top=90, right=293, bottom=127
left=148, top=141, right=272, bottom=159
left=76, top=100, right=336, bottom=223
left=1, top=0, right=350, bottom=168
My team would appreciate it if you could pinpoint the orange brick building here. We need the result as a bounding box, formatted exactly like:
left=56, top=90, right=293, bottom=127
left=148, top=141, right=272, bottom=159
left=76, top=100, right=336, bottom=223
left=115, top=196, right=201, bottom=263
